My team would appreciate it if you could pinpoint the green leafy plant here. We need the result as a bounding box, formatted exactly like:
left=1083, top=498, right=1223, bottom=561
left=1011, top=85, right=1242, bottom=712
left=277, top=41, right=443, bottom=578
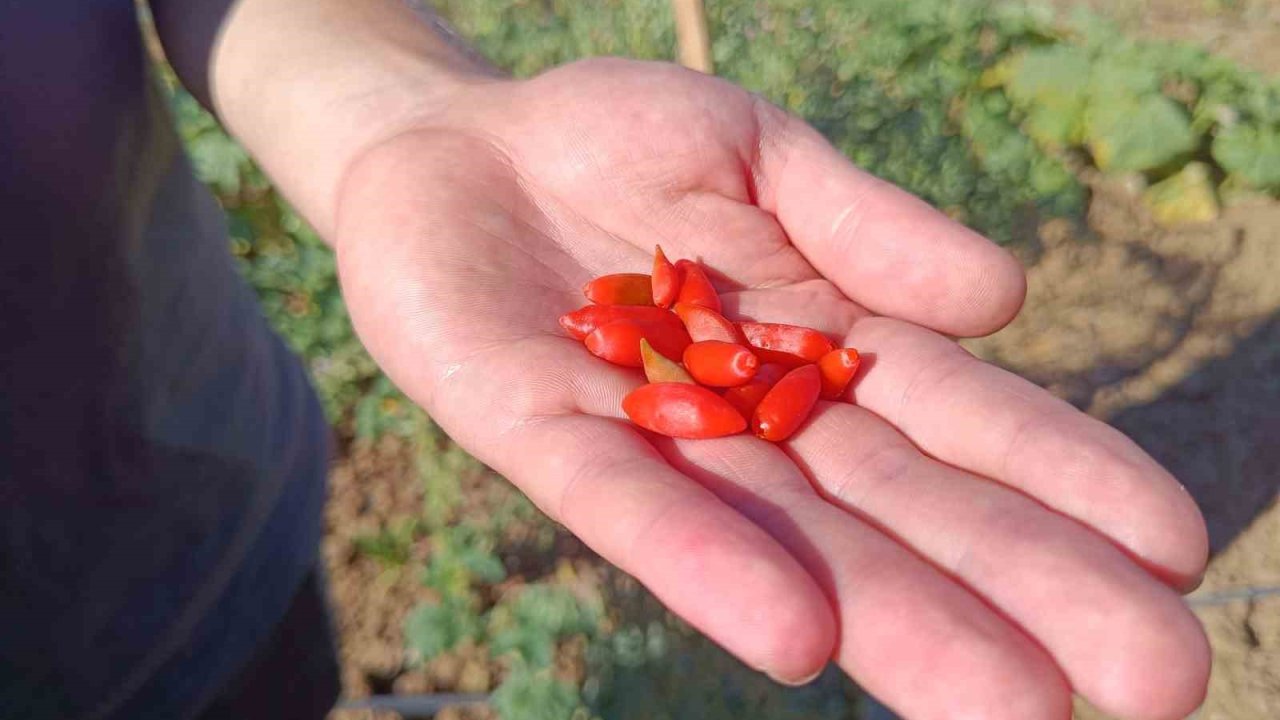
left=489, top=585, right=598, bottom=667
left=421, top=525, right=508, bottom=597
left=1214, top=124, right=1280, bottom=191
left=403, top=531, right=600, bottom=719
left=352, top=519, right=422, bottom=569
left=405, top=594, right=486, bottom=659
left=491, top=662, right=584, bottom=720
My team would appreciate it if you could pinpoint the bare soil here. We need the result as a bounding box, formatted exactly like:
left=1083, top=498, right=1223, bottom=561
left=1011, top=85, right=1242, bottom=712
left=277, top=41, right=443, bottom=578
left=989, top=3, right=1280, bottom=717
left=322, top=433, right=516, bottom=720
left=321, top=435, right=428, bottom=701
left=967, top=173, right=1280, bottom=720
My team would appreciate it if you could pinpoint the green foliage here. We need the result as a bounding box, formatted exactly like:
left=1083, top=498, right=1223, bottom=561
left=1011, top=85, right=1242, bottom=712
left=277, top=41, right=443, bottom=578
left=997, top=43, right=1198, bottom=172
left=1087, top=93, right=1196, bottom=172
left=1000, top=45, right=1092, bottom=147
left=421, top=524, right=507, bottom=598
left=404, top=523, right=505, bottom=662
left=1213, top=124, right=1280, bottom=191
left=491, top=663, right=583, bottom=720
left=405, top=595, right=485, bottom=659
left=414, top=418, right=488, bottom=529
left=171, top=91, right=254, bottom=195
left=354, top=376, right=421, bottom=439
left=991, top=14, right=1280, bottom=200
left=405, top=525, right=598, bottom=719
left=435, top=0, right=675, bottom=77
left=352, top=520, right=421, bottom=569
left=707, top=0, right=1084, bottom=240
left=489, top=585, right=598, bottom=666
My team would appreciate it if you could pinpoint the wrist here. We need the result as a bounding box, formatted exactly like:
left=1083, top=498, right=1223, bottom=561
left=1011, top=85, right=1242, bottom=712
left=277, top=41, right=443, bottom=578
left=210, top=0, right=499, bottom=239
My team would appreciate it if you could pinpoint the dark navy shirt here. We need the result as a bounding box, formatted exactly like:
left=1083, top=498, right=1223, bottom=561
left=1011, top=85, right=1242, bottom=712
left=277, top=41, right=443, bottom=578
left=0, top=3, right=330, bottom=718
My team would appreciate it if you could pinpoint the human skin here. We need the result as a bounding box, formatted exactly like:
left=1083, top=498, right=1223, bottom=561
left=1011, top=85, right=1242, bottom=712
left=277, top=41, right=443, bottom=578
left=151, top=2, right=1213, bottom=718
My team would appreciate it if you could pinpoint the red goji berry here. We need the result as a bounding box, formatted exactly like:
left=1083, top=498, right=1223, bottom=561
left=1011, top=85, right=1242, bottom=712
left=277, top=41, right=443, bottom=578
left=584, top=273, right=654, bottom=306
left=584, top=320, right=691, bottom=368
left=559, top=305, right=682, bottom=340
left=682, top=341, right=759, bottom=388
left=651, top=246, right=680, bottom=309
left=738, top=322, right=835, bottom=367
left=673, top=303, right=745, bottom=344
left=752, top=364, right=821, bottom=442
left=623, top=383, right=747, bottom=439
left=818, top=348, right=861, bottom=400
left=721, top=363, right=788, bottom=419
left=675, top=260, right=721, bottom=312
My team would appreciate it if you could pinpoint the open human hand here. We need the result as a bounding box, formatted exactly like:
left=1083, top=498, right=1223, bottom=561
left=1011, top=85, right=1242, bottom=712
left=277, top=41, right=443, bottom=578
left=331, top=59, right=1209, bottom=720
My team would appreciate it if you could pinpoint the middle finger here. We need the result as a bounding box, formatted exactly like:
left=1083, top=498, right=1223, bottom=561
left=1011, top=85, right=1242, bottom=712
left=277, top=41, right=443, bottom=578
left=841, top=315, right=1208, bottom=589
left=655, top=434, right=1069, bottom=720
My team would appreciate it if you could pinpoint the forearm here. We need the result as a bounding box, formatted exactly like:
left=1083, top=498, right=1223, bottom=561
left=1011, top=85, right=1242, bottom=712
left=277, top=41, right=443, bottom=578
left=152, top=0, right=498, bottom=239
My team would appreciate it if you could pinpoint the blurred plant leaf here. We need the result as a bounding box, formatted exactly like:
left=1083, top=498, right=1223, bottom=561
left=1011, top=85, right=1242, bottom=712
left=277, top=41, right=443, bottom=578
left=405, top=596, right=483, bottom=660
left=1213, top=123, right=1280, bottom=191
left=491, top=663, right=582, bottom=720
left=1143, top=162, right=1220, bottom=226
left=185, top=132, right=249, bottom=196
left=489, top=585, right=597, bottom=667
left=355, top=376, right=420, bottom=439
left=1087, top=93, right=1197, bottom=172
left=1003, top=46, right=1091, bottom=147
left=422, top=525, right=507, bottom=597
left=353, top=520, right=420, bottom=568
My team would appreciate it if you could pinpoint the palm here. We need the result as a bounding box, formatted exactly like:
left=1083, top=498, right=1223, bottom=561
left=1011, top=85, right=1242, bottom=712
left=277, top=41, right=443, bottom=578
left=336, top=60, right=1209, bottom=720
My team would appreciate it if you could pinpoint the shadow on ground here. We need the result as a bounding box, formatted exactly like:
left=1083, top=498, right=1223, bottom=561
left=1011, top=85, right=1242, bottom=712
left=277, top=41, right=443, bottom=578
left=1111, top=314, right=1280, bottom=553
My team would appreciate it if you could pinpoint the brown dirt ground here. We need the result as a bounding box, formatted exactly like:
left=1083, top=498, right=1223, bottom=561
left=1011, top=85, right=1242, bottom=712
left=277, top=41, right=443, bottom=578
left=320, top=435, right=425, bottom=700
left=322, top=431, right=600, bottom=720
left=966, top=174, right=1280, bottom=720
left=322, top=433, right=515, bottom=720
left=1015, top=4, right=1280, bottom=718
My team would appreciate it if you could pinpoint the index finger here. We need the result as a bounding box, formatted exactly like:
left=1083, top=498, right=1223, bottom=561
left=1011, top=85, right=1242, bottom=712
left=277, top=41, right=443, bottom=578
left=423, top=336, right=838, bottom=684
left=751, top=102, right=1027, bottom=337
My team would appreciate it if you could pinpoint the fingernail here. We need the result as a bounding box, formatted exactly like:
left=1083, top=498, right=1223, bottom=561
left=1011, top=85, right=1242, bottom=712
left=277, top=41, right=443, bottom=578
left=768, top=665, right=825, bottom=687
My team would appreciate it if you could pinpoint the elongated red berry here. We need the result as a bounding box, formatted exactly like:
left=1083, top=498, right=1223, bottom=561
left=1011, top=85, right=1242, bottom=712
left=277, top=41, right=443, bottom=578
left=818, top=348, right=861, bottom=399
left=721, top=363, right=788, bottom=419
left=585, top=320, right=691, bottom=368
left=673, top=303, right=745, bottom=344
left=739, top=322, right=835, bottom=367
left=559, top=305, right=682, bottom=340
left=675, top=260, right=721, bottom=312
left=623, top=383, right=747, bottom=439
left=753, top=364, right=821, bottom=442
left=683, top=341, right=758, bottom=388
left=652, top=246, right=680, bottom=309
left=584, top=273, right=654, bottom=306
